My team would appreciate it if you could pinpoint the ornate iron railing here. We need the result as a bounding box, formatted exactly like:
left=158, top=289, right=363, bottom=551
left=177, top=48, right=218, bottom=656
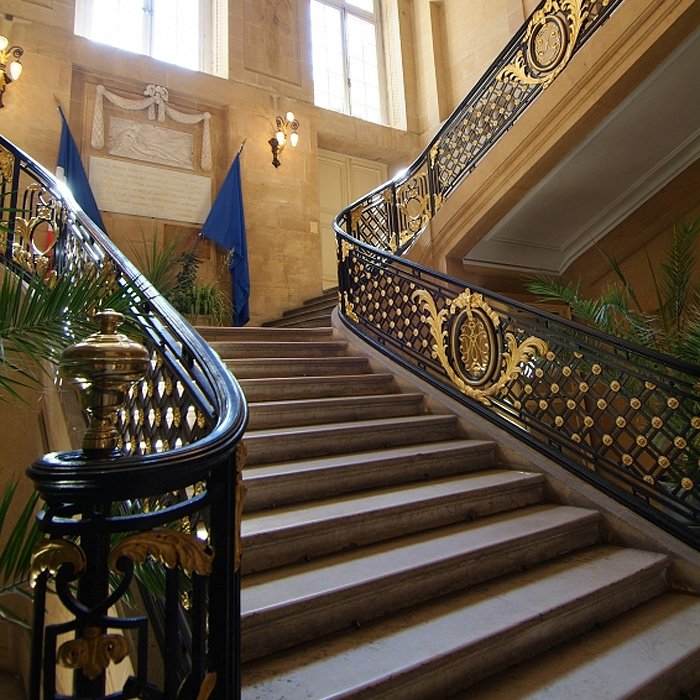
left=337, top=0, right=700, bottom=549
left=345, top=0, right=621, bottom=254
left=0, top=135, right=247, bottom=699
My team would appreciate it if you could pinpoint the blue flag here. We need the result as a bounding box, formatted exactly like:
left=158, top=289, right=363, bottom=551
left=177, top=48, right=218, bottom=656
left=56, top=107, right=106, bottom=232
left=201, top=153, right=250, bottom=326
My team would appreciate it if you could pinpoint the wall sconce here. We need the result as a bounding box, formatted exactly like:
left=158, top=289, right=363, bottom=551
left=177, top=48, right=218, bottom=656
left=268, top=112, right=299, bottom=168
left=0, top=35, right=23, bottom=108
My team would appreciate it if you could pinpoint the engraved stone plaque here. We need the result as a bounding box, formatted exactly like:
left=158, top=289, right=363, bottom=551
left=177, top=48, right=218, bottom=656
left=108, top=116, right=194, bottom=170
left=89, top=157, right=211, bottom=224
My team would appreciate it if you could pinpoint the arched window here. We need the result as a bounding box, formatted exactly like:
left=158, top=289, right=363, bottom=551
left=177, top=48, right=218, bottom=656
left=74, top=0, right=228, bottom=78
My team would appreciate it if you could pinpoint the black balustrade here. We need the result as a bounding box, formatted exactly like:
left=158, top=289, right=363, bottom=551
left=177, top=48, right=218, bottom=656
left=336, top=0, right=700, bottom=549
left=0, top=135, right=247, bottom=699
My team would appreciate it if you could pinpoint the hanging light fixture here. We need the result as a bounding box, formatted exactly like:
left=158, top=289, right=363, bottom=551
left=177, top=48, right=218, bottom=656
left=268, top=111, right=300, bottom=168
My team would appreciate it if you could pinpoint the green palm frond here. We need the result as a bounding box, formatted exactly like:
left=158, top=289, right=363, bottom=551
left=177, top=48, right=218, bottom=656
left=128, top=231, right=184, bottom=295
left=0, top=264, right=139, bottom=402
left=527, top=218, right=700, bottom=361
left=527, top=277, right=651, bottom=342
left=659, top=218, right=700, bottom=338
left=0, top=478, right=40, bottom=588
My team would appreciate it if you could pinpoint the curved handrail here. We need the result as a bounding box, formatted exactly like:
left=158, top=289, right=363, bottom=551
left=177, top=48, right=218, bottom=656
left=0, top=134, right=247, bottom=698
left=341, top=0, right=623, bottom=256
left=0, top=137, right=247, bottom=502
left=335, top=0, right=700, bottom=550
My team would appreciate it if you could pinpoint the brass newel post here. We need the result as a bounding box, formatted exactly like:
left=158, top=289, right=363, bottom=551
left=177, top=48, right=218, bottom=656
left=57, top=310, right=149, bottom=697
left=60, top=309, right=149, bottom=457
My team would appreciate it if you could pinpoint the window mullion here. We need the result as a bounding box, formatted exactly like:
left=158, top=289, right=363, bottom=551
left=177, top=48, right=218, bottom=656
left=143, top=0, right=154, bottom=58
left=341, top=8, right=352, bottom=116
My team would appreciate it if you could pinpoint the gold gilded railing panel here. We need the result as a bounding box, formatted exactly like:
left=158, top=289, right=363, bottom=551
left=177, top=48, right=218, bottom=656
left=412, top=286, right=549, bottom=405
left=499, top=0, right=587, bottom=88
left=343, top=0, right=623, bottom=256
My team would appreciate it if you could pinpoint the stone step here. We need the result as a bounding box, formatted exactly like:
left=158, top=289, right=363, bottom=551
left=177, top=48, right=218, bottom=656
left=285, top=295, right=337, bottom=316
left=243, top=414, right=461, bottom=465
left=210, top=339, right=349, bottom=359
left=301, top=287, right=338, bottom=306
left=241, top=547, right=670, bottom=699
left=247, top=392, right=425, bottom=430
left=238, top=373, right=397, bottom=402
left=464, top=592, right=700, bottom=700
left=263, top=313, right=333, bottom=328
left=240, top=470, right=545, bottom=574
left=196, top=326, right=335, bottom=343
left=241, top=505, right=601, bottom=661
left=225, top=355, right=371, bottom=379
left=244, top=439, right=497, bottom=510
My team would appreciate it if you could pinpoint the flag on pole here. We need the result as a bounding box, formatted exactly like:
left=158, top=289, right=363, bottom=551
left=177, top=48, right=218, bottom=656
left=56, top=106, right=106, bottom=232
left=201, top=150, right=250, bottom=326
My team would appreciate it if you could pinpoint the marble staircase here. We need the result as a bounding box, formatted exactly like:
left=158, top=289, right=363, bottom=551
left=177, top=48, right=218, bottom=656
left=196, top=294, right=700, bottom=699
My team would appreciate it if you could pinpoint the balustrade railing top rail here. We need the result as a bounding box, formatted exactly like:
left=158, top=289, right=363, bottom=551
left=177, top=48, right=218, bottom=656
left=0, top=135, right=247, bottom=699
left=336, top=0, right=700, bottom=549
left=344, top=0, right=622, bottom=256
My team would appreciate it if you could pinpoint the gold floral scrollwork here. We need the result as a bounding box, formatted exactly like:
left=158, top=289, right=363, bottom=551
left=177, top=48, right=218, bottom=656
left=339, top=239, right=354, bottom=263
left=343, top=291, right=360, bottom=323
left=57, top=627, right=128, bottom=680
left=0, top=146, right=14, bottom=182
left=433, top=193, right=444, bottom=213
left=412, top=287, right=549, bottom=405
left=30, top=539, right=87, bottom=588
left=498, top=0, right=587, bottom=89
left=429, top=143, right=440, bottom=167
left=234, top=442, right=248, bottom=573
left=108, top=529, right=214, bottom=576
left=350, top=206, right=363, bottom=230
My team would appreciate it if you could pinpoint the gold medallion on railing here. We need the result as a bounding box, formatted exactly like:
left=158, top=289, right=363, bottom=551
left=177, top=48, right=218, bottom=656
left=412, top=287, right=549, bottom=405
left=499, top=0, right=586, bottom=88
left=397, top=171, right=431, bottom=247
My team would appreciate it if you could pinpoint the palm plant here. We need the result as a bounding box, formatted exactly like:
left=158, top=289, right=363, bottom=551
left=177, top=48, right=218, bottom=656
left=0, top=254, right=140, bottom=626
left=0, top=479, right=40, bottom=627
left=128, top=231, right=184, bottom=297
left=0, top=263, right=139, bottom=402
left=527, top=218, right=700, bottom=363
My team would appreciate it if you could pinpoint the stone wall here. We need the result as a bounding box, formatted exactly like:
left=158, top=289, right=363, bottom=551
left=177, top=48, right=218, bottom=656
left=0, top=0, right=420, bottom=324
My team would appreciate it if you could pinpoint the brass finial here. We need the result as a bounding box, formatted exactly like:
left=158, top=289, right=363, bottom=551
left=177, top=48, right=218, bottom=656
left=60, top=310, right=149, bottom=457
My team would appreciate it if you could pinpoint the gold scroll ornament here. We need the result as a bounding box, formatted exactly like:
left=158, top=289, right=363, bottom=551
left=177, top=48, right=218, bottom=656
left=412, top=287, right=549, bottom=405
left=499, top=0, right=588, bottom=88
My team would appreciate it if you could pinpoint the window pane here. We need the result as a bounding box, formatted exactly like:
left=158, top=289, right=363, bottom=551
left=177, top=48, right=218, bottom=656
left=152, top=0, right=201, bottom=70
left=346, top=0, right=375, bottom=13
left=310, top=1, right=347, bottom=114
left=346, top=14, right=382, bottom=123
left=87, top=0, right=144, bottom=55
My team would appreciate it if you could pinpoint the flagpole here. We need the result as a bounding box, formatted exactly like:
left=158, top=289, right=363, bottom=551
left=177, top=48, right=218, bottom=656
left=53, top=94, right=65, bottom=118
left=236, top=139, right=246, bottom=158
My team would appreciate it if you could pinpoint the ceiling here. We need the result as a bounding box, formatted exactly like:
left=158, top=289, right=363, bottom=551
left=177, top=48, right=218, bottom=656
left=462, top=27, right=700, bottom=275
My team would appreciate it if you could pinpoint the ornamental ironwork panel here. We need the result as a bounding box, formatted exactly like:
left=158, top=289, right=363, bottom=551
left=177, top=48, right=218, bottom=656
left=338, top=234, right=700, bottom=543
left=344, top=0, right=623, bottom=258
left=0, top=131, right=247, bottom=699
